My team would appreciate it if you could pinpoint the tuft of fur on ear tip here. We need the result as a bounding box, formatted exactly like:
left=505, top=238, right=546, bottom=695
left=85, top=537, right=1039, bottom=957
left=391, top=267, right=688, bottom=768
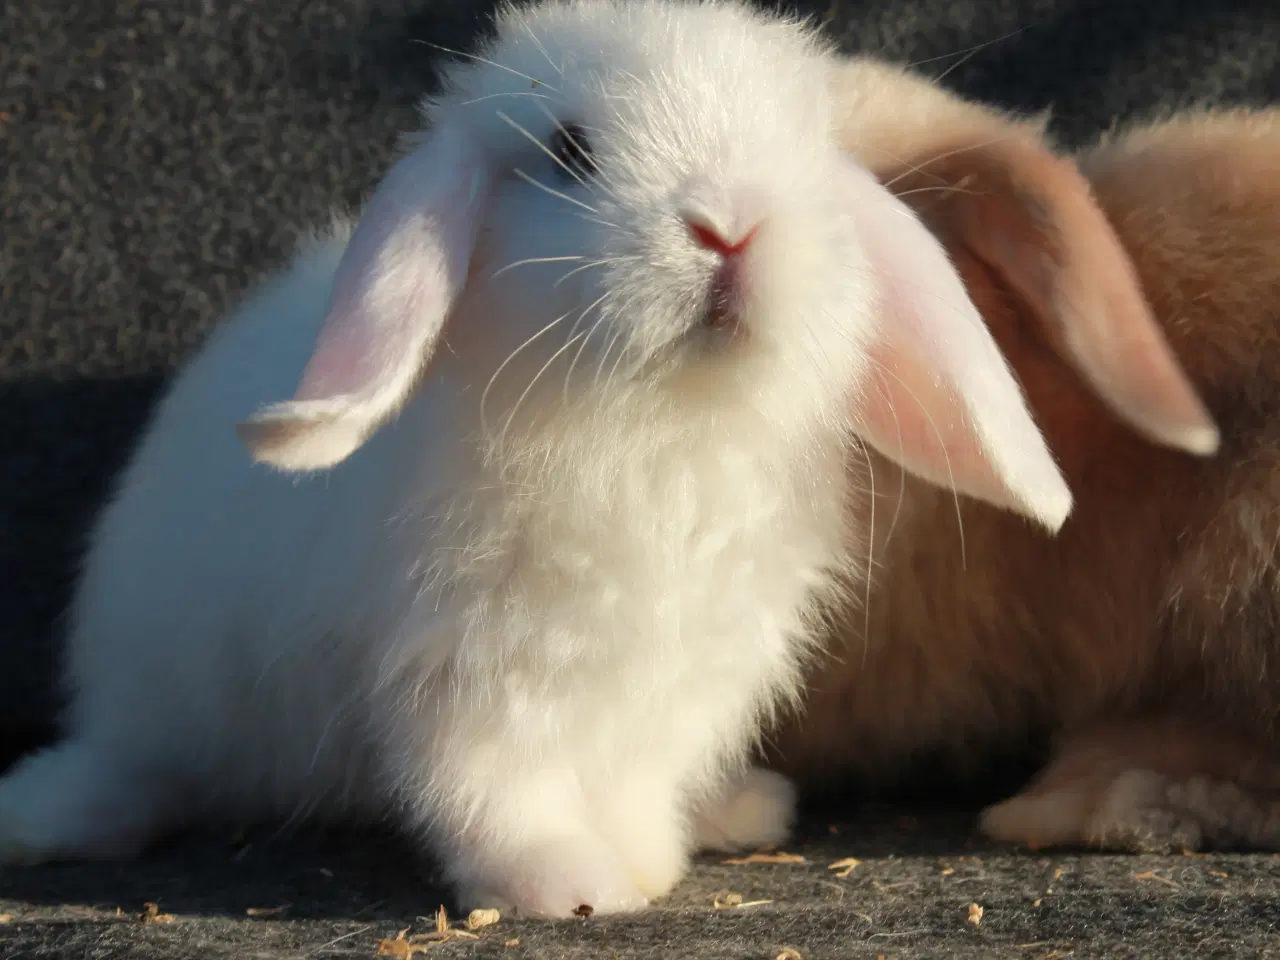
left=1021, top=470, right=1073, bottom=534
left=236, top=404, right=367, bottom=473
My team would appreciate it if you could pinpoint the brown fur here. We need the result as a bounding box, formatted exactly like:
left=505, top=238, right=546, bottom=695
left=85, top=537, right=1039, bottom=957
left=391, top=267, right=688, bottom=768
left=772, top=69, right=1280, bottom=852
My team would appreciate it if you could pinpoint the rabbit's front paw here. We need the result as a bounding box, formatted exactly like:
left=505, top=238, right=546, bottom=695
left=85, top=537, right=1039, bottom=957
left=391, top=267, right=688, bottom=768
left=0, top=741, right=159, bottom=866
left=692, top=767, right=797, bottom=852
left=455, top=833, right=649, bottom=919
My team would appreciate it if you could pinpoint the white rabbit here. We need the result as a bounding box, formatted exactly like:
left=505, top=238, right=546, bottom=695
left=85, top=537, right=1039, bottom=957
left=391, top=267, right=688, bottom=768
left=0, top=0, right=1073, bottom=917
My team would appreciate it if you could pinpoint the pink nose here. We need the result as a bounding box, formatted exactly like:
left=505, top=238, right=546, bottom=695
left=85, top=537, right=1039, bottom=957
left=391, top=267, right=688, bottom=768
left=687, top=221, right=759, bottom=257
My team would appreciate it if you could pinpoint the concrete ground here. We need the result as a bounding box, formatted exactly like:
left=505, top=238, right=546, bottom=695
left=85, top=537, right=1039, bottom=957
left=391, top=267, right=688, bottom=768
left=2, top=0, right=1279, bottom=956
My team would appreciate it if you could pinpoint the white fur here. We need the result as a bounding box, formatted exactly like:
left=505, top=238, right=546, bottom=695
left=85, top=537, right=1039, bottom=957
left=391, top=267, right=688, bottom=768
left=0, top=0, right=864, bottom=917
left=0, top=0, right=1066, bottom=918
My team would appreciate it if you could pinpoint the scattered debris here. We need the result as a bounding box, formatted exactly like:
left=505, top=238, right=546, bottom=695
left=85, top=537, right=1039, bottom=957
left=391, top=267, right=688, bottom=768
left=1032, top=898, right=1043, bottom=908
left=573, top=904, right=594, bottom=918
left=712, top=891, right=773, bottom=910
left=1051, top=867, right=1066, bottom=881
left=138, top=902, right=174, bottom=924
left=320, top=867, right=335, bottom=879
left=246, top=904, right=290, bottom=917
left=1209, top=871, right=1230, bottom=879
left=967, top=903, right=984, bottom=927
left=1134, top=871, right=1179, bottom=889
left=775, top=949, right=803, bottom=960
left=375, top=907, right=485, bottom=954
left=504, top=938, right=521, bottom=947
left=940, top=867, right=955, bottom=876
left=722, top=851, right=806, bottom=865
left=0, top=914, right=11, bottom=924
left=828, top=857, right=861, bottom=878
left=466, top=908, right=501, bottom=930
left=375, top=929, right=421, bottom=959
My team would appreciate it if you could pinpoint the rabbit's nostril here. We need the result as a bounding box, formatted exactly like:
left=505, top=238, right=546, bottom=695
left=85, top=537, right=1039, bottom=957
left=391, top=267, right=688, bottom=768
left=687, top=220, right=759, bottom=258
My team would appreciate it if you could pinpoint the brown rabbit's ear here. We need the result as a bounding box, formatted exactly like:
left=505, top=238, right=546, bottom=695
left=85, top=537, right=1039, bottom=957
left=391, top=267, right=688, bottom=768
left=832, top=59, right=1219, bottom=457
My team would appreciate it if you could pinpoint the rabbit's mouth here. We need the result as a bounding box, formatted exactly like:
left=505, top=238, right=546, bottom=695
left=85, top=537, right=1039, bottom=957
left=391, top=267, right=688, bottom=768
left=700, top=261, right=745, bottom=335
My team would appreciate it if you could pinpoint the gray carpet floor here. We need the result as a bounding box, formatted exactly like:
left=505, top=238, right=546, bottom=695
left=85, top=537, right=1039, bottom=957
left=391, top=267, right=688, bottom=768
left=3, top=0, right=1280, bottom=956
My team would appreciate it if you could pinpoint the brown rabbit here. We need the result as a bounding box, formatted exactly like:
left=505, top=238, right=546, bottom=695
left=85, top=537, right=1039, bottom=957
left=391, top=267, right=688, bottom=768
left=770, top=60, right=1280, bottom=854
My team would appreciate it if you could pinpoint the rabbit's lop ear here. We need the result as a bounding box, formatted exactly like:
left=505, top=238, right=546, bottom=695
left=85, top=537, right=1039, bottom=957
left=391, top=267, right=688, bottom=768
left=238, top=120, right=493, bottom=471
left=881, top=127, right=1220, bottom=459
left=839, top=160, right=1073, bottom=532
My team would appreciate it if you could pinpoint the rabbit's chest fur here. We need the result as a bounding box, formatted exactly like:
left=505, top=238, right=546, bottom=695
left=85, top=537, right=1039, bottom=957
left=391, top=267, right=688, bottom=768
left=378, top=395, right=856, bottom=790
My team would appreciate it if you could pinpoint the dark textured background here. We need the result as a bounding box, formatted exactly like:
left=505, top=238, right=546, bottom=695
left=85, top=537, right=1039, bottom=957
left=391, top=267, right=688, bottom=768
left=3, top=0, right=1280, bottom=956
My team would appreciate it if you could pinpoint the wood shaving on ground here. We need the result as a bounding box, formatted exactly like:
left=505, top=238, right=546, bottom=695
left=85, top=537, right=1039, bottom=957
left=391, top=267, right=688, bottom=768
left=940, top=867, right=955, bottom=876
left=967, top=903, right=984, bottom=927
left=375, top=931, right=422, bottom=959
left=138, top=902, right=174, bottom=924
left=722, top=851, right=807, bottom=865
left=466, top=908, right=501, bottom=930
left=504, top=938, right=521, bottom=947
left=1134, top=871, right=1179, bottom=889
left=246, top=905, right=290, bottom=917
left=0, top=914, right=11, bottom=923
left=1209, top=870, right=1230, bottom=878
left=712, top=892, right=772, bottom=909
left=827, top=857, right=861, bottom=878
left=775, top=949, right=803, bottom=960
left=375, top=907, right=487, bottom=955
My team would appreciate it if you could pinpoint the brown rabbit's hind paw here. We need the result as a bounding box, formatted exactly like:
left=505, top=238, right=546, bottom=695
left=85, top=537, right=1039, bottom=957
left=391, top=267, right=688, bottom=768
left=981, top=768, right=1280, bottom=854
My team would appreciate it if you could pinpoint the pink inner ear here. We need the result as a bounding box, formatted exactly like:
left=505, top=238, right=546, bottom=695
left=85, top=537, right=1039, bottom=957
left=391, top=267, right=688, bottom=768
left=838, top=160, right=1073, bottom=531
left=952, top=151, right=1219, bottom=457
left=237, top=122, right=492, bottom=472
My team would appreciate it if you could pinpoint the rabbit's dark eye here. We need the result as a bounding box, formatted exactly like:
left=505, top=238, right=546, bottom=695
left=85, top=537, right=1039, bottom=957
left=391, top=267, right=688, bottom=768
left=550, top=124, right=597, bottom=180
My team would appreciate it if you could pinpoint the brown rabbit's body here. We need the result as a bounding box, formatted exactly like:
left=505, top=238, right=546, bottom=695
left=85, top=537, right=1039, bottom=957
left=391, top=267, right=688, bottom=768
left=774, top=93, right=1280, bottom=851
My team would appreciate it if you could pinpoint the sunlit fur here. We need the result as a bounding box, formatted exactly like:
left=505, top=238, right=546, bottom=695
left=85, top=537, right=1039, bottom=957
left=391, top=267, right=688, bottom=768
left=0, top=0, right=877, bottom=917
left=773, top=72, right=1280, bottom=856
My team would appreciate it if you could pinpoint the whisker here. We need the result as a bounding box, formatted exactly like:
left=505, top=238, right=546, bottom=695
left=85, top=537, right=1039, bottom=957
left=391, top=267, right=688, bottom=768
left=572, top=212, right=620, bottom=230
left=531, top=101, right=622, bottom=203
left=459, top=90, right=558, bottom=106
left=861, top=358, right=967, bottom=570
left=480, top=311, right=572, bottom=440
left=878, top=135, right=1016, bottom=192
left=600, top=316, right=633, bottom=395
left=592, top=304, right=630, bottom=390
left=412, top=41, right=558, bottom=92
left=497, top=111, right=592, bottom=191
left=563, top=292, right=611, bottom=405
left=854, top=436, right=876, bottom=670
left=500, top=331, right=589, bottom=450
left=903, top=25, right=1029, bottom=74
left=892, top=184, right=980, bottom=201
left=514, top=168, right=600, bottom=215
left=489, top=255, right=583, bottom=282
left=933, top=39, right=995, bottom=86
left=516, top=12, right=562, bottom=75
left=553, top=257, right=616, bottom=289
left=863, top=369, right=909, bottom=555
